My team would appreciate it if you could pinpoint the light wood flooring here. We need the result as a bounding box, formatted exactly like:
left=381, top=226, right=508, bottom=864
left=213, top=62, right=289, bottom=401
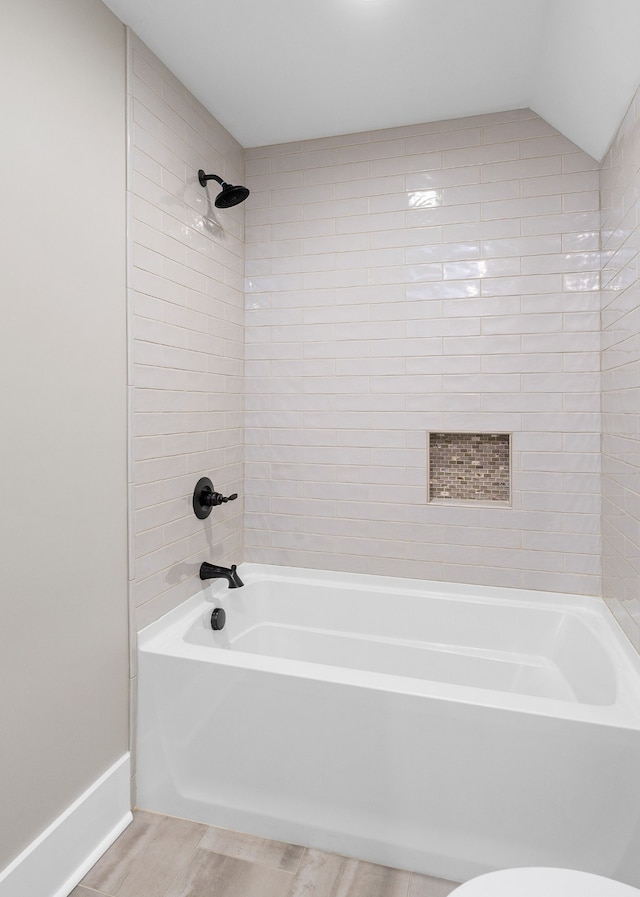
left=71, top=810, right=459, bottom=897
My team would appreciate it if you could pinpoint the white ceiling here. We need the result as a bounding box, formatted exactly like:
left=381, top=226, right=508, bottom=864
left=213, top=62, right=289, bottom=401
left=101, top=0, right=640, bottom=160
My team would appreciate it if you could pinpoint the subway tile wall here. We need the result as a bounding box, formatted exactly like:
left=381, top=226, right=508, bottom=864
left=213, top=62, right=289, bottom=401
left=601, top=84, right=640, bottom=651
left=127, top=32, right=245, bottom=633
left=244, top=110, right=602, bottom=593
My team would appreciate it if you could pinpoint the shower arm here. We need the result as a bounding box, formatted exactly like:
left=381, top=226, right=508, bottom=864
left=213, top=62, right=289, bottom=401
left=198, top=170, right=225, bottom=188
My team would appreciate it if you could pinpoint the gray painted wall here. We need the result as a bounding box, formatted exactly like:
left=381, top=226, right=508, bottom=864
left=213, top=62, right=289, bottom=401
left=0, top=0, right=129, bottom=868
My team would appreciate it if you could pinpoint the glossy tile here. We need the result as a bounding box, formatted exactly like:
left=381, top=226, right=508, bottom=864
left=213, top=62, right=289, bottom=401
left=240, top=108, right=604, bottom=594
left=128, top=33, right=244, bottom=632
left=601, top=81, right=640, bottom=648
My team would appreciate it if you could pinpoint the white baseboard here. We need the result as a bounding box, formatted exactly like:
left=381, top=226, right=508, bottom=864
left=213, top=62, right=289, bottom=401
left=0, top=754, right=132, bottom=897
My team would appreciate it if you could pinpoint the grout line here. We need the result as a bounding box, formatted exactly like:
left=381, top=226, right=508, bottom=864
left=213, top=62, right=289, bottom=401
left=158, top=837, right=203, bottom=897
left=282, top=848, right=308, bottom=897
left=406, top=871, right=414, bottom=897
left=290, top=845, right=308, bottom=877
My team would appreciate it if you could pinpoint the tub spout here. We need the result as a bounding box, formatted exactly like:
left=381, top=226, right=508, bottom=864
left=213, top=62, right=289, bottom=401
left=200, top=562, right=244, bottom=588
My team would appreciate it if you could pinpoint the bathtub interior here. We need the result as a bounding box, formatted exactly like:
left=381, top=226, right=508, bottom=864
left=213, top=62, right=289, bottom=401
left=175, top=567, right=628, bottom=707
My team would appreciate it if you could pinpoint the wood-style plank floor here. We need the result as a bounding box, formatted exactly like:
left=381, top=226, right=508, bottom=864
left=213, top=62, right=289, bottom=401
left=71, top=810, right=459, bottom=897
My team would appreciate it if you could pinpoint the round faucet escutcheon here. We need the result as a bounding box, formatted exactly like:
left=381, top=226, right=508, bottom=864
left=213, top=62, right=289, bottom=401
left=211, top=608, right=226, bottom=631
left=193, top=477, right=238, bottom=519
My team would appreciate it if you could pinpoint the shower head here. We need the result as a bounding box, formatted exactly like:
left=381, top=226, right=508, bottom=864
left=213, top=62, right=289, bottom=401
left=197, top=170, right=250, bottom=208
left=215, top=182, right=250, bottom=208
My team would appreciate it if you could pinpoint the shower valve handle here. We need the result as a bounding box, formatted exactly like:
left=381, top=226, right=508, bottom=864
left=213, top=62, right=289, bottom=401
left=204, top=491, right=238, bottom=507
left=193, top=477, right=238, bottom=519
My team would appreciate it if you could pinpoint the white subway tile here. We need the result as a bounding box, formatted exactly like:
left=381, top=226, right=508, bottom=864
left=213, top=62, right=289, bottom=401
left=443, top=141, right=519, bottom=168
left=482, top=194, right=562, bottom=220
left=522, top=210, right=599, bottom=237
left=443, top=258, right=520, bottom=280
left=445, top=218, right=521, bottom=242
left=519, top=134, right=581, bottom=158
left=406, top=128, right=482, bottom=154
left=406, top=166, right=480, bottom=191
left=406, top=242, right=479, bottom=264
left=336, top=211, right=406, bottom=233
left=521, top=171, right=599, bottom=197
left=522, top=250, right=599, bottom=276
left=370, top=151, right=441, bottom=178
left=563, top=191, right=600, bottom=212
left=563, top=272, right=600, bottom=291
left=370, top=263, right=442, bottom=285
left=336, top=137, right=405, bottom=164
left=481, top=235, right=561, bottom=258
left=482, top=118, right=557, bottom=144
left=481, top=155, right=561, bottom=182
left=407, top=203, right=482, bottom=227
left=446, top=180, right=521, bottom=206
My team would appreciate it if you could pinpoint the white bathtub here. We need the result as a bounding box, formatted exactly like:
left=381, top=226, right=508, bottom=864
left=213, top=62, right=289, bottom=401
left=137, top=564, right=640, bottom=886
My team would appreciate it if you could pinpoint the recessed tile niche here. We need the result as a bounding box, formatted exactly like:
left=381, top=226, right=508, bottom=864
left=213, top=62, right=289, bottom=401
left=428, top=432, right=511, bottom=504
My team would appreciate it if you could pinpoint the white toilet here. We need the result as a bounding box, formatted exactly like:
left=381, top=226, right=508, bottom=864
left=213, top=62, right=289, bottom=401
left=451, top=867, right=640, bottom=896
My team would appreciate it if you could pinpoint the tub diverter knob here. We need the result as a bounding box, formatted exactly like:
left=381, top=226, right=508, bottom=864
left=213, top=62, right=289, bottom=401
left=210, top=608, right=226, bottom=631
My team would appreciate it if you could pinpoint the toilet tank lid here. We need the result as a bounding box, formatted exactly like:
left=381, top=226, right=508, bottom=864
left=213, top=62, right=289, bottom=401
left=450, top=868, right=640, bottom=897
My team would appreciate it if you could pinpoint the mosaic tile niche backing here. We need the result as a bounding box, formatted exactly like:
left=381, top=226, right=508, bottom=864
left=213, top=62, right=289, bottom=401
left=429, top=433, right=510, bottom=503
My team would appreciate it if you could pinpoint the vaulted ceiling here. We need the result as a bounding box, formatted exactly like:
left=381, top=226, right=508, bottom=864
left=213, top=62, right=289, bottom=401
left=102, top=0, right=640, bottom=160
